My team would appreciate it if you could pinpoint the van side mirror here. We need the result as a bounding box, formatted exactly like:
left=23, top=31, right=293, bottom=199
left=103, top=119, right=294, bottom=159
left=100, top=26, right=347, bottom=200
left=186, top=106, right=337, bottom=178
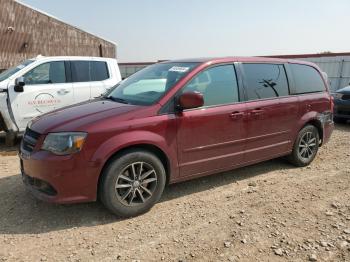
left=177, top=91, right=204, bottom=111
left=14, top=77, right=25, bottom=92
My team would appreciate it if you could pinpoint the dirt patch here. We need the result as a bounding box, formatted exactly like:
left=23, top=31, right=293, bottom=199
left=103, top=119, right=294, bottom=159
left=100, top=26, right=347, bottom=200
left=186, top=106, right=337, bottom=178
left=0, top=124, right=349, bottom=261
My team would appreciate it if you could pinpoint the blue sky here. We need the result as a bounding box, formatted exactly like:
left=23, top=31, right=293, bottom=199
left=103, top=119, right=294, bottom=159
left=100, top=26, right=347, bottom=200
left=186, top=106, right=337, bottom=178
left=19, top=0, right=350, bottom=62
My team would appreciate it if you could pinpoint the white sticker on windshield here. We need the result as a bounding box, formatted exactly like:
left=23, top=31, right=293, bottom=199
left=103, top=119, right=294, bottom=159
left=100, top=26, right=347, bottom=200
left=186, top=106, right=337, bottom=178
left=169, top=66, right=190, bottom=73
left=17, top=65, right=25, bottom=69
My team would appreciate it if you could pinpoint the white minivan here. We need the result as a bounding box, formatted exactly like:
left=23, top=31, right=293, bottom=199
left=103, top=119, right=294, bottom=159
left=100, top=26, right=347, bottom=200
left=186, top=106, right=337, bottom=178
left=0, top=56, right=121, bottom=144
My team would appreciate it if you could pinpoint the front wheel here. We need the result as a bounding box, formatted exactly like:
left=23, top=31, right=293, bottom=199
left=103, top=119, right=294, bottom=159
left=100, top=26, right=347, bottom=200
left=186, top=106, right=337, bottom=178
left=288, top=125, right=319, bottom=167
left=100, top=149, right=166, bottom=217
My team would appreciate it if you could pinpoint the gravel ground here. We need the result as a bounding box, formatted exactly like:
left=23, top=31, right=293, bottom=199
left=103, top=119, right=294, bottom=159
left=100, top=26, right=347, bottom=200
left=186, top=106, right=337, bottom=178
left=0, top=124, right=349, bottom=262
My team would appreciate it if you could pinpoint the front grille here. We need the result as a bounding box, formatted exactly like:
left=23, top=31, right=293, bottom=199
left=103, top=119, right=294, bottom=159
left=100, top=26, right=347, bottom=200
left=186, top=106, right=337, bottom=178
left=342, top=94, right=350, bottom=100
left=22, top=128, right=41, bottom=153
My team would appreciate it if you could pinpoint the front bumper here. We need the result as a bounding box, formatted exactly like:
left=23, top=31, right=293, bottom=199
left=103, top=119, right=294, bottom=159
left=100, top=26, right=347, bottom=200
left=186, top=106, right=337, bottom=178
left=19, top=149, right=101, bottom=204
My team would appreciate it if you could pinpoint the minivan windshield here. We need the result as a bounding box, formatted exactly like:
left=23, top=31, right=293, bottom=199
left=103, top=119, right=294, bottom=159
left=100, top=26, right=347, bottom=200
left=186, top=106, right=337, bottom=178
left=0, top=59, right=34, bottom=82
left=106, top=62, right=199, bottom=105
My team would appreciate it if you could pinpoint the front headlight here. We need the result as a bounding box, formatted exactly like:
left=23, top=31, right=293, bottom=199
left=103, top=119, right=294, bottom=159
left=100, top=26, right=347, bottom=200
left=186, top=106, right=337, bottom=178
left=41, top=132, right=87, bottom=155
left=332, top=93, right=343, bottom=99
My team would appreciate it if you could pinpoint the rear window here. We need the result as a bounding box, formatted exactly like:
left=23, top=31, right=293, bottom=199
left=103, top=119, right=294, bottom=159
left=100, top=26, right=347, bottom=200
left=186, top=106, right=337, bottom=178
left=242, top=63, right=289, bottom=100
left=290, top=64, right=326, bottom=94
left=71, top=61, right=110, bottom=82
left=91, top=61, right=109, bottom=81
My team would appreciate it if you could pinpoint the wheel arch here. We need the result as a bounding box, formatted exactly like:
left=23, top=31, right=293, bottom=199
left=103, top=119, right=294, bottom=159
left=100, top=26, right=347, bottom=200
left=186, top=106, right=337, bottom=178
left=97, top=143, right=172, bottom=198
left=301, top=119, right=324, bottom=146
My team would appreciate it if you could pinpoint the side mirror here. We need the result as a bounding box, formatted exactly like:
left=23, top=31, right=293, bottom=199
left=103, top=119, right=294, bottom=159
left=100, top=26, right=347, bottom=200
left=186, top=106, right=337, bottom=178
left=14, top=77, right=25, bottom=92
left=177, top=91, right=204, bottom=111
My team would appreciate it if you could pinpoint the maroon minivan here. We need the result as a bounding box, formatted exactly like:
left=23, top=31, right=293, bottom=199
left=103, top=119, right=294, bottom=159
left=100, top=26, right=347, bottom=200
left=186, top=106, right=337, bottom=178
left=20, top=57, right=334, bottom=217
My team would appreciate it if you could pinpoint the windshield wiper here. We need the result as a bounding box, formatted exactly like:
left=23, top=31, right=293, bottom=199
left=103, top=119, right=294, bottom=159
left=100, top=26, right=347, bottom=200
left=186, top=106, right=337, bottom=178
left=104, top=96, right=129, bottom=104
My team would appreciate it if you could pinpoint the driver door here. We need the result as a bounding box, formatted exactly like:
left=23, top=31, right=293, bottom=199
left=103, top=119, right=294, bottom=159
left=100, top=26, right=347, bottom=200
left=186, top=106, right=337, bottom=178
left=8, top=61, right=73, bottom=130
left=176, top=64, right=246, bottom=177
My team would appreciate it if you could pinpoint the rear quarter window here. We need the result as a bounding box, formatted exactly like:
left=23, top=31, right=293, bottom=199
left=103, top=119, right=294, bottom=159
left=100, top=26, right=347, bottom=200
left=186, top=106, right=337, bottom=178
left=91, top=61, right=109, bottom=81
left=290, top=64, right=326, bottom=94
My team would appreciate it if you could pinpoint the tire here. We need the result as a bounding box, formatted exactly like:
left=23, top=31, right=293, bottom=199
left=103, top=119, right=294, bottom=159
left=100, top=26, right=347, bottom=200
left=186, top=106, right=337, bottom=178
left=100, top=149, right=166, bottom=217
left=334, top=117, right=347, bottom=124
left=5, top=131, right=16, bottom=147
left=288, top=125, right=320, bottom=167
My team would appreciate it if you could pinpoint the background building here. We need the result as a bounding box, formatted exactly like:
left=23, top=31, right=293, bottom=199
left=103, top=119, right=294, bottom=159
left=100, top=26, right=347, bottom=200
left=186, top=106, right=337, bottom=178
left=0, top=0, right=116, bottom=72
left=120, top=52, right=350, bottom=91
left=119, top=62, right=154, bottom=80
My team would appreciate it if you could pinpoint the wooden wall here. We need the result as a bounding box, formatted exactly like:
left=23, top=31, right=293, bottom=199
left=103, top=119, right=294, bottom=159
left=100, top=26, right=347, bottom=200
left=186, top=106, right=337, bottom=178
left=0, top=0, right=116, bottom=70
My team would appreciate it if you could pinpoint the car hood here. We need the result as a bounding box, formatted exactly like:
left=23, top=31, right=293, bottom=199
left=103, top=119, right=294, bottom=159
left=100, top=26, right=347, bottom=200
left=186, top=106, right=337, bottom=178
left=30, top=99, right=142, bottom=134
left=337, top=86, right=350, bottom=94
left=0, top=79, right=9, bottom=89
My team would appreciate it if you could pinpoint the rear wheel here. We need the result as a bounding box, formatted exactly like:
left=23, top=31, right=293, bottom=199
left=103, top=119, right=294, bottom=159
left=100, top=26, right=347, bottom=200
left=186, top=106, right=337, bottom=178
left=100, top=149, right=166, bottom=217
left=288, top=125, right=319, bottom=167
left=5, top=131, right=16, bottom=147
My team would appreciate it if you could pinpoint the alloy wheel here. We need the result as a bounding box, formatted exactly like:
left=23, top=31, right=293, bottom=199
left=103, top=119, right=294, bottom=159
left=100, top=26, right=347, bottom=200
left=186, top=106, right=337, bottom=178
left=115, top=162, right=158, bottom=206
left=298, top=131, right=317, bottom=160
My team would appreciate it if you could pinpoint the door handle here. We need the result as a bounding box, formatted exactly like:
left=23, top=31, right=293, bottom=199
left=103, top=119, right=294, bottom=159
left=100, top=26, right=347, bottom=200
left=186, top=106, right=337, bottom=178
left=250, top=108, right=264, bottom=115
left=57, top=89, right=70, bottom=95
left=229, top=111, right=244, bottom=120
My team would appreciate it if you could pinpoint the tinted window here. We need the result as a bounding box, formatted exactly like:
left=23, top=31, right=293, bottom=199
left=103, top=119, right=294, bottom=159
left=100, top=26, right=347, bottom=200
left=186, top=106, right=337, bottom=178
left=243, top=64, right=289, bottom=100
left=71, top=61, right=90, bottom=82
left=182, top=65, right=239, bottom=107
left=23, top=62, right=66, bottom=85
left=91, top=61, right=109, bottom=81
left=290, top=64, right=326, bottom=94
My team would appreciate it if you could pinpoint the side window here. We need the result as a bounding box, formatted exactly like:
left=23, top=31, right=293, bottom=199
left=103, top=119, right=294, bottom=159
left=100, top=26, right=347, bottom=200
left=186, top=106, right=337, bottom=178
left=71, top=61, right=90, bottom=82
left=242, top=63, right=289, bottom=100
left=91, top=61, right=109, bottom=81
left=290, top=64, right=326, bottom=94
left=182, top=65, right=239, bottom=107
left=23, top=62, right=66, bottom=85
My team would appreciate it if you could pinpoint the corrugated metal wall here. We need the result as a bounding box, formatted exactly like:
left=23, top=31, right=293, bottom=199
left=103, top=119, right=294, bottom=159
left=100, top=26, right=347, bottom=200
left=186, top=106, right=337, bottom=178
left=302, top=56, right=350, bottom=91
left=120, top=55, right=350, bottom=91
left=0, top=0, right=116, bottom=70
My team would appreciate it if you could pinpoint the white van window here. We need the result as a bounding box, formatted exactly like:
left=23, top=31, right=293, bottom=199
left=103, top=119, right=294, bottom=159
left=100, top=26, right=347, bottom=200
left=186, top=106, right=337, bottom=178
left=71, top=61, right=110, bottom=82
left=91, top=61, right=109, bottom=81
left=0, top=59, right=34, bottom=82
left=23, top=62, right=66, bottom=85
left=71, top=61, right=90, bottom=82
